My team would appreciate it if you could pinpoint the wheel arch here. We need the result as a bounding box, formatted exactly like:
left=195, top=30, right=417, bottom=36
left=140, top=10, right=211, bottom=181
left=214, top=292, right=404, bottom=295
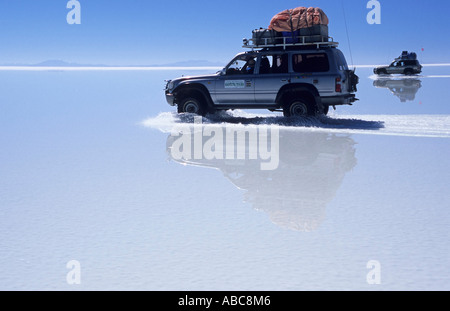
left=174, top=83, right=215, bottom=113
left=276, top=83, right=323, bottom=111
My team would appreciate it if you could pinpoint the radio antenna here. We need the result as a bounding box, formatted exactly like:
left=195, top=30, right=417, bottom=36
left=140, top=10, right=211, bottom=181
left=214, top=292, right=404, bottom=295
left=341, top=0, right=355, bottom=69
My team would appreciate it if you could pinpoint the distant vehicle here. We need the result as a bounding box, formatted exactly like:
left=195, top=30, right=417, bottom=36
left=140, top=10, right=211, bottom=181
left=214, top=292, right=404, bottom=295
left=374, top=51, right=422, bottom=75
left=165, top=34, right=359, bottom=117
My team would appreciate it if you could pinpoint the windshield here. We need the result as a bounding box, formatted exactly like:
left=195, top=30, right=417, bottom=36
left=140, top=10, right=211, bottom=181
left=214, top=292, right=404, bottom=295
left=225, top=54, right=257, bottom=75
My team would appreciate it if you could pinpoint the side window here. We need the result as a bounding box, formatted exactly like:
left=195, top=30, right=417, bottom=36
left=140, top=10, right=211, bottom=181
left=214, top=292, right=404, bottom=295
left=273, top=54, right=289, bottom=74
left=259, top=56, right=272, bottom=74
left=293, top=53, right=329, bottom=73
left=259, top=54, right=289, bottom=74
left=334, top=51, right=349, bottom=71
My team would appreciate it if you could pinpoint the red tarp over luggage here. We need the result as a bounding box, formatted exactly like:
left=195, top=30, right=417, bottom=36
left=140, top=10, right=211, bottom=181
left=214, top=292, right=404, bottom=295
left=268, top=7, right=329, bottom=32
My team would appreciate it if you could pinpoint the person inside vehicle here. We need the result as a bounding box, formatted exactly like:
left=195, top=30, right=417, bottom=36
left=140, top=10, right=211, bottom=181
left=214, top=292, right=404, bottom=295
left=259, top=57, right=271, bottom=74
left=272, top=54, right=288, bottom=73
left=243, top=58, right=256, bottom=74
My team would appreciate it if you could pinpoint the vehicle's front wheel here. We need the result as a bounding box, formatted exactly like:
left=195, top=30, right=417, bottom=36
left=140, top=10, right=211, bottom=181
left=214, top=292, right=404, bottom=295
left=283, top=99, right=315, bottom=117
left=177, top=97, right=205, bottom=116
left=377, top=69, right=387, bottom=75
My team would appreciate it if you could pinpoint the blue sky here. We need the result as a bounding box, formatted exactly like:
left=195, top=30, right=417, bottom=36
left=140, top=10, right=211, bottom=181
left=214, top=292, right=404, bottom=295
left=0, top=0, right=449, bottom=66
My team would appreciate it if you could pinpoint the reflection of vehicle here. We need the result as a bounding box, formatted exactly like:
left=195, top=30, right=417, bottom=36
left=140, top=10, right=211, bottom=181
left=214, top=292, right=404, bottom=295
left=374, top=51, right=422, bottom=75
left=165, top=42, right=359, bottom=117
left=373, top=78, right=422, bottom=102
left=166, top=124, right=357, bottom=231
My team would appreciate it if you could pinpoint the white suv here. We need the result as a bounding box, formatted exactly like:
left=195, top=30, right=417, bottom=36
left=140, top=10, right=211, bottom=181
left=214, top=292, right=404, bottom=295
left=165, top=46, right=359, bottom=116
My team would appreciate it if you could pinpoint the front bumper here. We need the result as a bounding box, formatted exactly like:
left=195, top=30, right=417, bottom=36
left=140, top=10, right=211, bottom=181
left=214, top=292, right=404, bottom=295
left=165, top=91, right=175, bottom=106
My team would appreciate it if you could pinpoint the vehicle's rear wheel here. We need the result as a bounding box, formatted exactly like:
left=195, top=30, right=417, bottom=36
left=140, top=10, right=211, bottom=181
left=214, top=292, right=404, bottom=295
left=404, top=69, right=414, bottom=75
left=177, top=97, right=205, bottom=116
left=323, top=105, right=329, bottom=115
left=283, top=98, right=315, bottom=117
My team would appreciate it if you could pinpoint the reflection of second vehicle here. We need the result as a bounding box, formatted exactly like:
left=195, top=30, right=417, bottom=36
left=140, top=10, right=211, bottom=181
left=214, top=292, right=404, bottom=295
left=373, top=78, right=422, bottom=102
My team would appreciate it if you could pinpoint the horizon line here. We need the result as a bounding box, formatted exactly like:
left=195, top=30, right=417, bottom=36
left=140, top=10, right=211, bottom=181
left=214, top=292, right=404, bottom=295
left=0, top=66, right=223, bottom=71
left=1, top=63, right=449, bottom=71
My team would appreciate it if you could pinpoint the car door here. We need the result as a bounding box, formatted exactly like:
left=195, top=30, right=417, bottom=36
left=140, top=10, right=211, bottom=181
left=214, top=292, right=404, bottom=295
left=389, top=61, right=403, bottom=74
left=253, top=53, right=291, bottom=105
left=387, top=62, right=396, bottom=74
left=215, top=55, right=256, bottom=105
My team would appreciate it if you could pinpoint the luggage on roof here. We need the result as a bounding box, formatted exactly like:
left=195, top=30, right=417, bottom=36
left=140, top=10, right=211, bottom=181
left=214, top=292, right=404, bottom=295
left=268, top=7, right=329, bottom=33
left=397, top=51, right=417, bottom=61
left=252, top=28, right=278, bottom=46
left=243, top=7, right=335, bottom=49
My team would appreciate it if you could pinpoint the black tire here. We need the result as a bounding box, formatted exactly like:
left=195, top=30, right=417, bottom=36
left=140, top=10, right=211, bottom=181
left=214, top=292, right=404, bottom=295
left=322, top=105, right=329, bottom=115
left=283, top=98, right=315, bottom=117
left=177, top=97, right=205, bottom=116
left=404, top=69, right=414, bottom=76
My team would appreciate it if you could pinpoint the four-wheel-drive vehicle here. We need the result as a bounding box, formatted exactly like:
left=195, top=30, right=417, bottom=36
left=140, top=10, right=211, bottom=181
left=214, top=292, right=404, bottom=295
left=374, top=51, right=422, bottom=75
left=165, top=41, right=359, bottom=117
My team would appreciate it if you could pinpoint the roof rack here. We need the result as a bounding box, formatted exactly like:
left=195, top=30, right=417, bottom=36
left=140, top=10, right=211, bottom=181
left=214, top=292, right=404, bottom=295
left=242, top=35, right=339, bottom=50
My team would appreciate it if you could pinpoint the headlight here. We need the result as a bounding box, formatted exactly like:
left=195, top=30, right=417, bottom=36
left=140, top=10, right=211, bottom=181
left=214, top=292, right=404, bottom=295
left=165, top=80, right=174, bottom=91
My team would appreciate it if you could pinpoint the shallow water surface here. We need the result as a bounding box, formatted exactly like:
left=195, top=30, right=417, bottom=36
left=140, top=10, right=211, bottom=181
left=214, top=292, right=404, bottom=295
left=0, top=68, right=449, bottom=290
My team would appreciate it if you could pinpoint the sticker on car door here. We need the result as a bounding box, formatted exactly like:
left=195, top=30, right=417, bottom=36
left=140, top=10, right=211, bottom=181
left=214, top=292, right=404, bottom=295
left=225, top=80, right=246, bottom=89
